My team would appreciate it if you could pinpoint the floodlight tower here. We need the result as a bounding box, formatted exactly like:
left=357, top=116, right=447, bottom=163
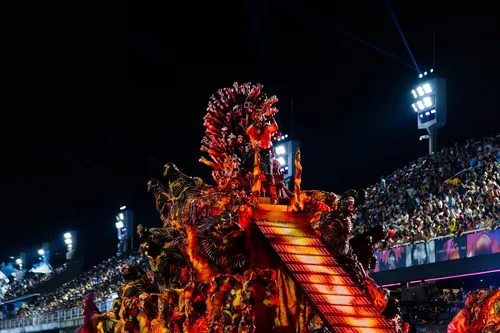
left=115, top=206, right=134, bottom=256
left=410, top=69, right=447, bottom=155
left=63, top=232, right=76, bottom=260
left=273, top=134, right=300, bottom=190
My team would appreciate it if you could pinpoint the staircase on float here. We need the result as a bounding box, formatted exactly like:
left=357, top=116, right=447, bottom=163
left=255, top=199, right=396, bottom=333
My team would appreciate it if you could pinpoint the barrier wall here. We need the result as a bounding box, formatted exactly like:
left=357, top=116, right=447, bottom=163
left=0, top=302, right=106, bottom=332
left=371, top=228, right=500, bottom=273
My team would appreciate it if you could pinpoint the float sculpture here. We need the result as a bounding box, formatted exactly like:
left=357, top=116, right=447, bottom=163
left=96, top=83, right=401, bottom=333
left=447, top=289, right=500, bottom=333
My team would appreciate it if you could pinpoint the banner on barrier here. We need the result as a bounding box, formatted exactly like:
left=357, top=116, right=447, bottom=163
left=435, top=237, right=467, bottom=262
left=405, top=241, right=436, bottom=267
left=466, top=229, right=500, bottom=258
left=378, top=246, right=406, bottom=271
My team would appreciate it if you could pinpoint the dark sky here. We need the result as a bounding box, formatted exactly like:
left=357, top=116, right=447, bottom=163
left=1, top=1, right=498, bottom=266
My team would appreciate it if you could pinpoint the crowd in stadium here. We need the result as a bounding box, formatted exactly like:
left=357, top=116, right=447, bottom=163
left=2, top=264, right=68, bottom=301
left=0, top=256, right=136, bottom=319
left=354, top=135, right=500, bottom=247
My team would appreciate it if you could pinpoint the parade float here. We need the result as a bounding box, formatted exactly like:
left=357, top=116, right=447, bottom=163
left=447, top=289, right=500, bottom=333
left=92, top=83, right=403, bottom=333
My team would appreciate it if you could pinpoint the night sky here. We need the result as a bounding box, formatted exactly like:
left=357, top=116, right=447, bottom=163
left=1, top=1, right=498, bottom=267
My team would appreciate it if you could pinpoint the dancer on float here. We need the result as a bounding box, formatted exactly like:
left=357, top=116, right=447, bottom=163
left=245, top=106, right=279, bottom=203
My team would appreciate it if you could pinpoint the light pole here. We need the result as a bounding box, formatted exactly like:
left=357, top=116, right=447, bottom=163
left=115, top=206, right=133, bottom=255
left=410, top=69, right=447, bottom=155
left=64, top=232, right=75, bottom=260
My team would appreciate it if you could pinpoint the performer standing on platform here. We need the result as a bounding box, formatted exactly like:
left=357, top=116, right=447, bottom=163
left=246, top=109, right=279, bottom=204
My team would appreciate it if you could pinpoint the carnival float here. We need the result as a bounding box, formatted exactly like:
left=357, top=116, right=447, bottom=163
left=89, top=82, right=406, bottom=333
left=447, top=289, right=500, bottom=333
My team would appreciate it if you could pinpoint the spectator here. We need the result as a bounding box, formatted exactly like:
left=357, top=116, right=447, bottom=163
left=354, top=135, right=500, bottom=248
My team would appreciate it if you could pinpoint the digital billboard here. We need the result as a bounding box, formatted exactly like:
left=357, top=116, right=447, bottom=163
left=371, top=229, right=500, bottom=273
left=467, top=230, right=500, bottom=258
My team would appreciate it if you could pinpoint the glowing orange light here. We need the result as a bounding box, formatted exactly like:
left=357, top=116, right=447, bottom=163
left=264, top=235, right=323, bottom=246
left=322, top=325, right=394, bottom=333
left=295, top=274, right=355, bottom=286
left=286, top=263, right=346, bottom=275
left=260, top=226, right=315, bottom=237
left=326, top=316, right=391, bottom=328
left=301, top=284, right=362, bottom=297
left=309, top=294, right=371, bottom=306
left=255, top=221, right=307, bottom=228
left=281, top=254, right=337, bottom=266
left=316, top=305, right=380, bottom=317
left=273, top=245, right=330, bottom=256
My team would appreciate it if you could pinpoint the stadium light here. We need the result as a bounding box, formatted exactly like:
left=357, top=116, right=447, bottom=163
left=275, top=145, right=286, bottom=155
left=64, top=232, right=71, bottom=239
left=15, top=258, right=22, bottom=265
left=118, top=213, right=124, bottom=220
left=64, top=238, right=72, bottom=245
left=115, top=221, right=124, bottom=229
left=410, top=75, right=447, bottom=155
left=38, top=249, right=45, bottom=256
left=277, top=157, right=286, bottom=166
left=120, top=206, right=127, bottom=211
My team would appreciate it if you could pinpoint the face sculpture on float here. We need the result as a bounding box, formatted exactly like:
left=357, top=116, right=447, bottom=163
left=95, top=82, right=402, bottom=333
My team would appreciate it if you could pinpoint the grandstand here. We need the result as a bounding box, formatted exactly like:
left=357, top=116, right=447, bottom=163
left=0, top=134, right=498, bottom=332
left=355, top=134, right=500, bottom=247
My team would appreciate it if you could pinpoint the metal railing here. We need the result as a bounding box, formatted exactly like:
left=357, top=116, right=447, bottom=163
left=0, top=302, right=107, bottom=330
left=380, top=226, right=495, bottom=251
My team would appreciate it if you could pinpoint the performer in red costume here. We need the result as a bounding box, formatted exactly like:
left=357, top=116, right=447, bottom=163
left=76, top=293, right=100, bottom=333
left=246, top=110, right=279, bottom=203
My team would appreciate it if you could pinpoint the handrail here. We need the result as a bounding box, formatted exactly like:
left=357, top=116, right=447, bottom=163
left=381, top=227, right=493, bottom=250
left=0, top=302, right=107, bottom=330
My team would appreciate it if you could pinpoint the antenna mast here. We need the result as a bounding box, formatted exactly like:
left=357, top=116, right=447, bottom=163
left=432, top=28, right=435, bottom=70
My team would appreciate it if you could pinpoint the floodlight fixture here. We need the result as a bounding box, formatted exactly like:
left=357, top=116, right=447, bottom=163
left=409, top=76, right=447, bottom=155
left=120, top=206, right=127, bottom=211
left=64, top=238, right=72, bottom=245
left=277, top=157, right=286, bottom=166
left=419, top=74, right=423, bottom=78
left=423, top=97, right=432, bottom=108
left=118, top=213, right=124, bottom=220
left=64, top=232, right=71, bottom=239
left=275, top=145, right=286, bottom=155
left=38, top=249, right=45, bottom=256
left=423, top=83, right=432, bottom=94
left=115, top=221, right=124, bottom=229
left=416, top=86, right=424, bottom=96
left=15, top=259, right=22, bottom=265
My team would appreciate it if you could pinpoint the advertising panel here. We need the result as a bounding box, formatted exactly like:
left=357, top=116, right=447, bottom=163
left=370, top=251, right=380, bottom=273
left=466, top=229, right=500, bottom=258
left=371, top=230, right=500, bottom=273
left=378, top=246, right=406, bottom=271
left=435, top=237, right=467, bottom=262
left=405, top=241, right=436, bottom=267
